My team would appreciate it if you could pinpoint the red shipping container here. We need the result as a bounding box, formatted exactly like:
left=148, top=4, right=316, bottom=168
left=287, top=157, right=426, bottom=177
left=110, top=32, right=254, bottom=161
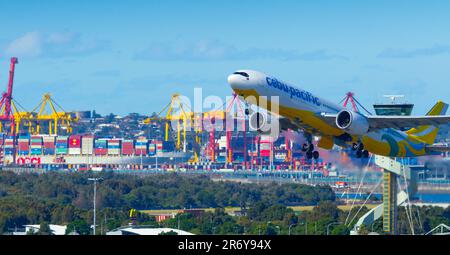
left=135, top=149, right=147, bottom=155
left=44, top=142, right=55, bottom=149
left=95, top=148, right=108, bottom=155
left=69, top=135, right=81, bottom=148
left=121, top=143, right=134, bottom=155
left=260, top=150, right=271, bottom=157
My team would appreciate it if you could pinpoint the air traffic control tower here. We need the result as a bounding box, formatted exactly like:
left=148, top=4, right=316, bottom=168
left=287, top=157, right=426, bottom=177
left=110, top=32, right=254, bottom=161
left=374, top=95, right=414, bottom=235
left=351, top=95, right=417, bottom=235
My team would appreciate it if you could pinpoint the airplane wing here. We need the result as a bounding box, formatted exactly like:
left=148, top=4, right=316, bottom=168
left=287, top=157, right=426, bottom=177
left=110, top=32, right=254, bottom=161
left=425, top=144, right=450, bottom=152
left=278, top=116, right=325, bottom=137
left=319, top=113, right=450, bottom=131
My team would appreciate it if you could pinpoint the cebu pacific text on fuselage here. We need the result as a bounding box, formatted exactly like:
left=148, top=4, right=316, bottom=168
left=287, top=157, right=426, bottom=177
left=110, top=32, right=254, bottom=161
left=265, top=77, right=321, bottom=106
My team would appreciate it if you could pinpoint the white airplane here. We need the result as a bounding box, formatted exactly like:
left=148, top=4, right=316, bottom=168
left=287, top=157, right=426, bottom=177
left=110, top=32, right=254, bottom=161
left=227, top=70, right=450, bottom=159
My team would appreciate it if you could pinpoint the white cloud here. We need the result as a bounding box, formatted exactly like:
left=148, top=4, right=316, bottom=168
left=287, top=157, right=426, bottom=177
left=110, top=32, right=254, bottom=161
left=5, top=31, right=43, bottom=57
left=134, top=40, right=347, bottom=62
left=3, top=31, right=108, bottom=58
left=378, top=44, right=450, bottom=59
left=46, top=32, right=76, bottom=44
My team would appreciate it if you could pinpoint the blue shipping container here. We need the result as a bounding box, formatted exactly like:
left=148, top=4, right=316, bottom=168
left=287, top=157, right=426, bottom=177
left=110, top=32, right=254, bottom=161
left=18, top=150, right=29, bottom=155
left=30, top=148, right=42, bottom=155
left=4, top=148, right=14, bottom=154
left=44, top=148, right=55, bottom=155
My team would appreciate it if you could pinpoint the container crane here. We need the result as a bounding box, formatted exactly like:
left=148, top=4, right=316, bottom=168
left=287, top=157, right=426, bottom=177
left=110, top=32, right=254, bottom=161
left=224, top=93, right=248, bottom=167
left=339, top=91, right=372, bottom=115
left=145, top=93, right=198, bottom=155
left=0, top=57, right=18, bottom=165
left=0, top=57, right=18, bottom=134
left=29, top=93, right=77, bottom=135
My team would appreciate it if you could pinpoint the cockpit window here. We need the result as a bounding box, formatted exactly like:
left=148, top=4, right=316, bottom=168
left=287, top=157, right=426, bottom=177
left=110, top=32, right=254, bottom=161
left=233, top=72, right=249, bottom=78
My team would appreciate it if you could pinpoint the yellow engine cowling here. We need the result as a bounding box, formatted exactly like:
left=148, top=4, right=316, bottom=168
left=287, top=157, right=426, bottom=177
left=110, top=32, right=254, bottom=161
left=317, top=136, right=334, bottom=150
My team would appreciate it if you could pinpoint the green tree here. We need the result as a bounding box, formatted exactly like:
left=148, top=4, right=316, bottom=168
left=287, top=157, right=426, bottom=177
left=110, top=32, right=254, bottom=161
left=159, top=230, right=178, bottom=235
left=38, top=222, right=52, bottom=235
left=66, top=219, right=91, bottom=235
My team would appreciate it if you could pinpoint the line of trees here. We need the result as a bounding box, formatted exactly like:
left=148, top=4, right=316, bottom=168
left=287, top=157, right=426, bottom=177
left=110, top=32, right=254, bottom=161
left=0, top=171, right=335, bottom=234
left=1, top=170, right=449, bottom=235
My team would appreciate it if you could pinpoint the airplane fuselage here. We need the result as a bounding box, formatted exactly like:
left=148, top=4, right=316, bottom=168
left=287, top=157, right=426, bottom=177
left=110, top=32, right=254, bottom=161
left=228, top=70, right=433, bottom=157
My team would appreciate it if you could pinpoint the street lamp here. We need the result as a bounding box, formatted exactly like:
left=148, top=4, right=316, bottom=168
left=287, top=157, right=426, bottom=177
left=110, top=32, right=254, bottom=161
left=88, top=177, right=103, bottom=235
left=288, top=223, right=297, bottom=235
left=326, top=222, right=342, bottom=235
left=297, top=221, right=308, bottom=235
left=267, top=221, right=280, bottom=235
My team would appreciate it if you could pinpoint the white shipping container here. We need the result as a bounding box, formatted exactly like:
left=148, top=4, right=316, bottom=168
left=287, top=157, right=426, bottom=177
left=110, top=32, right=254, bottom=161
left=68, top=148, right=82, bottom=155
left=81, top=139, right=94, bottom=154
left=328, top=171, right=338, bottom=177
left=108, top=149, right=120, bottom=155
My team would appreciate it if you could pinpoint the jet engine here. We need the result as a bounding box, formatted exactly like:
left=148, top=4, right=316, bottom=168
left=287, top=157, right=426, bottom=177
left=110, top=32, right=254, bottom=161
left=335, top=110, right=369, bottom=136
left=249, top=111, right=268, bottom=133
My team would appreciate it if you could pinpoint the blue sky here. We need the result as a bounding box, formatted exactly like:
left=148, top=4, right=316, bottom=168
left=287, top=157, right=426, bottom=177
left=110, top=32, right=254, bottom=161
left=0, top=0, right=449, bottom=115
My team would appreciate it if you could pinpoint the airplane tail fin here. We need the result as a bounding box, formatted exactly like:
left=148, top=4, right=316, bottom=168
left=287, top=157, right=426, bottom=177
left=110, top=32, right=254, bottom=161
left=406, top=101, right=448, bottom=144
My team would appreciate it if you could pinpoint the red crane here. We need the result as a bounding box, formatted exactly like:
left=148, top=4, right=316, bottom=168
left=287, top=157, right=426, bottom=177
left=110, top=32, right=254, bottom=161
left=225, top=93, right=247, bottom=167
left=0, top=57, right=19, bottom=133
left=340, top=91, right=372, bottom=115
left=0, top=57, right=18, bottom=166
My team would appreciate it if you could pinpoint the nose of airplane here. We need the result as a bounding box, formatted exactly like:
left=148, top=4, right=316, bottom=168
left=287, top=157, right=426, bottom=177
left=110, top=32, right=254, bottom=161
left=227, top=74, right=239, bottom=86
left=227, top=73, right=248, bottom=89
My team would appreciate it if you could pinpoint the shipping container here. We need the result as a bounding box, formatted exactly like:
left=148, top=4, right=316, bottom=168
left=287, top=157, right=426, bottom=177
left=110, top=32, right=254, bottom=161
left=4, top=148, right=14, bottom=154
left=56, top=136, right=68, bottom=150
left=95, top=139, right=108, bottom=149
left=17, top=150, right=29, bottom=155
left=43, top=148, right=55, bottom=155
left=30, top=148, right=42, bottom=155
left=135, top=138, right=148, bottom=156
left=154, top=140, right=163, bottom=152
left=68, top=147, right=81, bottom=155
left=121, top=140, right=134, bottom=155
left=81, top=135, right=94, bottom=155
left=30, top=135, right=42, bottom=145
left=148, top=144, right=156, bottom=155
left=162, top=141, right=175, bottom=152
left=56, top=148, right=68, bottom=155
left=107, top=139, right=121, bottom=155
left=95, top=148, right=108, bottom=155
left=69, top=135, right=82, bottom=148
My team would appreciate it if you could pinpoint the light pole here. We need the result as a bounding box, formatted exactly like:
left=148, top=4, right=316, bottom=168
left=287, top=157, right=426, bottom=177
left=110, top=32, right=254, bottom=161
left=88, top=177, right=103, bottom=235
left=275, top=226, right=281, bottom=235
left=267, top=221, right=280, bottom=235
left=326, top=222, right=342, bottom=235
left=288, top=223, right=297, bottom=235
left=298, top=221, right=307, bottom=235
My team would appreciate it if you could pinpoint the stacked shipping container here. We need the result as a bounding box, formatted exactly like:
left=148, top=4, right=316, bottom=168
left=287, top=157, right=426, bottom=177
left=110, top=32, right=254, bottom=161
left=121, top=139, right=134, bottom=155
left=260, top=135, right=273, bottom=157
left=107, top=139, right=121, bottom=155
left=18, top=135, right=29, bottom=155
left=154, top=140, right=163, bottom=153
left=94, top=139, right=108, bottom=155
left=30, top=135, right=43, bottom=155
left=135, top=138, right=148, bottom=155
left=68, top=135, right=82, bottom=155
left=148, top=143, right=156, bottom=156
left=81, top=135, right=94, bottom=155
left=56, top=136, right=68, bottom=155
left=4, top=136, right=14, bottom=155
left=43, top=136, right=55, bottom=155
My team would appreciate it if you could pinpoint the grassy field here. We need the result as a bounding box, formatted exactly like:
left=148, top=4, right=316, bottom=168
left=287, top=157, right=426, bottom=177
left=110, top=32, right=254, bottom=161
left=141, top=203, right=381, bottom=215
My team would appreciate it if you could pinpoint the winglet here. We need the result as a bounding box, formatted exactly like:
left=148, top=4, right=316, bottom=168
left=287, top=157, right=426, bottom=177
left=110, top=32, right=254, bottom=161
left=407, top=101, right=448, bottom=144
